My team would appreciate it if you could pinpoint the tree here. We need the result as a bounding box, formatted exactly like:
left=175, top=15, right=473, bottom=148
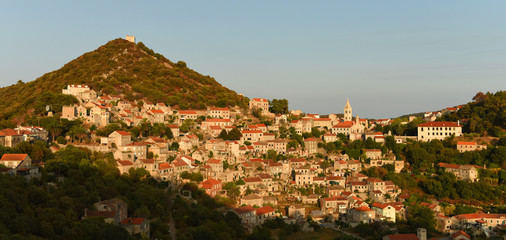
left=67, top=125, right=88, bottom=143
left=169, top=142, right=179, bottom=151
left=407, top=205, right=436, bottom=231
left=180, top=119, right=195, bottom=133
left=227, top=128, right=242, bottom=140
left=218, top=129, right=228, bottom=140
left=269, top=99, right=288, bottom=114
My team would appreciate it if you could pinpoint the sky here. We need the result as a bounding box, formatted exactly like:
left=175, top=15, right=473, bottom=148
left=1, top=1, right=505, bottom=118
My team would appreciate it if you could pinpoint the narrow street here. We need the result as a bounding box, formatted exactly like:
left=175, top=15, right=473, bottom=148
left=322, top=223, right=365, bottom=240
left=167, top=189, right=177, bottom=240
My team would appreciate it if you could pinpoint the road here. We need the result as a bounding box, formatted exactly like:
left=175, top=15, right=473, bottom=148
left=322, top=223, right=365, bottom=240
left=167, top=189, right=177, bottom=240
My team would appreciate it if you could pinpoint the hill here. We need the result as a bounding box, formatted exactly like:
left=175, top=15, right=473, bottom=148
left=0, top=38, right=248, bottom=120
left=438, top=91, right=506, bottom=137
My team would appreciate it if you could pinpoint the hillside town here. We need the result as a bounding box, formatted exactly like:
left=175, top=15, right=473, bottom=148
left=1, top=83, right=503, bottom=240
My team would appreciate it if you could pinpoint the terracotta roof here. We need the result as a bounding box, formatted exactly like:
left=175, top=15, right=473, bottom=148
left=354, top=206, right=373, bottom=212
left=243, top=177, right=262, bottom=183
left=172, top=159, right=188, bottom=167
left=258, top=173, right=271, bottom=179
left=150, top=109, right=164, bottom=114
left=140, top=159, right=155, bottom=164
left=457, top=141, right=477, bottom=145
left=121, top=217, right=146, bottom=225
left=114, top=130, right=131, bottom=136
left=209, top=107, right=230, bottom=111
left=159, top=163, right=172, bottom=169
left=0, top=154, right=28, bottom=161
left=437, top=162, right=461, bottom=169
left=418, top=121, right=460, bottom=127
left=289, top=158, right=306, bottom=163
left=178, top=110, right=197, bottom=114
left=371, top=202, right=391, bottom=209
left=0, top=128, right=21, bottom=136
left=251, top=98, right=268, bottom=102
left=200, top=178, right=221, bottom=189
left=304, top=137, right=318, bottom=142
left=234, top=205, right=256, bottom=214
left=117, top=160, right=133, bottom=166
left=256, top=206, right=274, bottom=216
left=454, top=213, right=506, bottom=220
left=333, top=121, right=354, bottom=128
left=451, top=231, right=470, bottom=239
left=326, top=176, right=343, bottom=181
left=205, top=119, right=232, bottom=122
left=207, top=159, right=221, bottom=164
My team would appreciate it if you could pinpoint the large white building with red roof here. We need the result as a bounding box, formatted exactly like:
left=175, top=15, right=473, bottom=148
left=417, top=121, right=462, bottom=141
left=249, top=98, right=269, bottom=113
left=207, top=107, right=230, bottom=119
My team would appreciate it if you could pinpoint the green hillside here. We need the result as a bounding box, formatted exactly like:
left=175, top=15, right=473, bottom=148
left=438, top=91, right=506, bottom=137
left=0, top=38, right=248, bottom=120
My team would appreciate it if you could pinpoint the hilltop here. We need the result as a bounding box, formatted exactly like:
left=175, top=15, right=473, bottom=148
left=0, top=38, right=248, bottom=120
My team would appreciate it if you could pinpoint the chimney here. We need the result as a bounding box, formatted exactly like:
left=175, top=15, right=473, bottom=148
left=417, top=228, right=427, bottom=240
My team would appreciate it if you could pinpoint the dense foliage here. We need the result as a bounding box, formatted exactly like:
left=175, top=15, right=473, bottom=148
left=0, top=39, right=248, bottom=120
left=0, top=143, right=172, bottom=240
left=439, top=91, right=506, bottom=137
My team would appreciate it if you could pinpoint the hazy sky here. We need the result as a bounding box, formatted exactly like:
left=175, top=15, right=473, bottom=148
left=1, top=1, right=505, bottom=118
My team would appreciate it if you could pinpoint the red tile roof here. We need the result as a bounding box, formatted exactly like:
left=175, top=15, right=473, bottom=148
left=114, top=130, right=131, bottom=136
left=0, top=128, right=21, bottom=136
left=207, top=159, right=221, bottom=164
left=159, top=163, right=172, bottom=169
left=205, top=119, right=232, bottom=122
left=457, top=141, right=477, bottom=145
left=252, top=98, right=268, bottom=102
left=0, top=154, right=28, bottom=161
left=243, top=177, right=262, bottom=183
left=150, top=109, right=164, bottom=114
left=354, top=206, right=373, bottom=212
left=121, top=217, right=146, bottom=225
left=200, top=178, right=221, bottom=189
left=234, top=205, right=256, bottom=214
left=333, top=121, right=354, bottom=128
left=140, top=159, right=155, bottom=164
left=451, top=231, right=470, bottom=239
left=209, top=107, right=230, bottom=111
left=179, top=110, right=197, bottom=114
left=418, top=121, right=460, bottom=127
left=256, top=206, right=274, bottom=215
left=117, top=160, right=133, bottom=166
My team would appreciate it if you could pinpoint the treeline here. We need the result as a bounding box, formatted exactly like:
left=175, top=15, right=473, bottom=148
left=420, top=172, right=502, bottom=202
left=439, top=91, right=506, bottom=137
left=0, top=143, right=173, bottom=239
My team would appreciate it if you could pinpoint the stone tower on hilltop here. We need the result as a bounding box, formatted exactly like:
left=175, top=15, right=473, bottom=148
left=125, top=35, right=136, bottom=43
left=344, top=99, right=352, bottom=122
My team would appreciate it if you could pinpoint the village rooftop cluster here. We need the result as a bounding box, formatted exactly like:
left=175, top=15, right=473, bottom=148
left=0, top=83, right=502, bottom=239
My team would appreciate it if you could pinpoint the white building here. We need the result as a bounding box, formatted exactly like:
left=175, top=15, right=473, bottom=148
left=417, top=121, right=462, bottom=141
